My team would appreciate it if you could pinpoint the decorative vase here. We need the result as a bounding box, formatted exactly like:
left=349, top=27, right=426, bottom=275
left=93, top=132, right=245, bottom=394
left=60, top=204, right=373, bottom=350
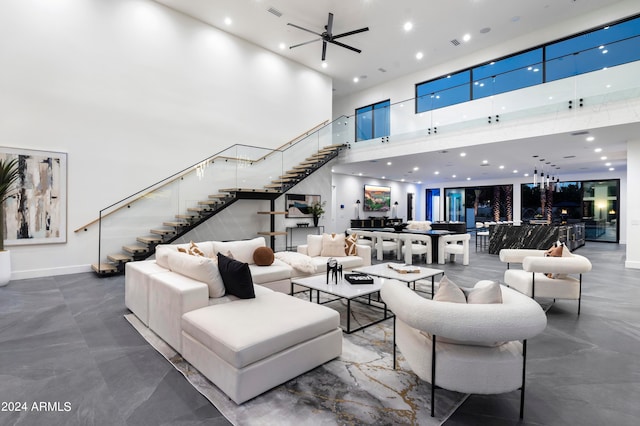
left=312, top=216, right=319, bottom=227
left=0, top=250, right=10, bottom=286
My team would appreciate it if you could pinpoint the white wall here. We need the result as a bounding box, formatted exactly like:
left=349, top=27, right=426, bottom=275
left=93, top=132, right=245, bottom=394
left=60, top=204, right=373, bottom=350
left=331, top=174, right=421, bottom=232
left=1, top=0, right=332, bottom=279
left=626, top=140, right=640, bottom=268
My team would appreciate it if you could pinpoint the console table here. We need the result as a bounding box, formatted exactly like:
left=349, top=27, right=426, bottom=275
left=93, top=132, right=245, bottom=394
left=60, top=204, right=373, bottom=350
left=286, top=225, right=324, bottom=250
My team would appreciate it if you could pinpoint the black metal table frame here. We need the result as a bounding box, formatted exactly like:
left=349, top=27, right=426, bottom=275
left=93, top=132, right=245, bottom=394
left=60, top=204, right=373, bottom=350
left=290, top=282, right=393, bottom=334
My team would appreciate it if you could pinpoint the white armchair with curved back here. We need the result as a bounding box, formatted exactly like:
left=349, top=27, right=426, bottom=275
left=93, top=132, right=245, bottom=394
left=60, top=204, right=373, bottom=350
left=438, top=233, right=471, bottom=265
left=381, top=280, right=547, bottom=418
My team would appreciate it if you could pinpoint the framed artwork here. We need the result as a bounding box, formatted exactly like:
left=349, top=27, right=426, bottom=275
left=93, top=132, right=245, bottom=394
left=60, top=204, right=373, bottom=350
left=285, top=194, right=321, bottom=218
left=364, top=184, right=391, bottom=212
left=1, top=146, right=67, bottom=246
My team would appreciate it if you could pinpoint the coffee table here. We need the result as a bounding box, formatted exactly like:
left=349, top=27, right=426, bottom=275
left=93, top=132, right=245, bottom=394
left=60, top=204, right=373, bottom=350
left=290, top=274, right=395, bottom=334
left=353, top=263, right=444, bottom=297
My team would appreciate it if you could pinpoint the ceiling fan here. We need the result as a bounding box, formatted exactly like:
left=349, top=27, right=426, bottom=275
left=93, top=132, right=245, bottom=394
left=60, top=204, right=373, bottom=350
left=288, top=12, right=369, bottom=61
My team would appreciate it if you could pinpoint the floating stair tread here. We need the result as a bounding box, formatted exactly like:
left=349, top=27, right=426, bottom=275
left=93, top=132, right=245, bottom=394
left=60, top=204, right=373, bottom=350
left=220, top=188, right=278, bottom=193
left=257, top=231, right=287, bottom=236
left=291, top=165, right=312, bottom=170
left=187, top=207, right=207, bottom=212
left=123, top=244, right=149, bottom=254
left=92, top=263, right=118, bottom=274
left=150, top=229, right=175, bottom=236
left=198, top=200, right=219, bottom=205
left=278, top=173, right=300, bottom=178
left=321, top=144, right=345, bottom=150
left=163, top=221, right=188, bottom=227
left=208, top=194, right=227, bottom=199
left=175, top=214, right=196, bottom=219
left=282, top=171, right=303, bottom=176
left=107, top=254, right=133, bottom=263
left=257, top=211, right=287, bottom=215
left=264, top=184, right=284, bottom=189
left=271, top=178, right=295, bottom=183
left=137, top=236, right=162, bottom=244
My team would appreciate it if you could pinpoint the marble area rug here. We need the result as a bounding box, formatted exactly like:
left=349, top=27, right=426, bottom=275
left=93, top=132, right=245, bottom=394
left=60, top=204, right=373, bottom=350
left=125, top=297, right=468, bottom=425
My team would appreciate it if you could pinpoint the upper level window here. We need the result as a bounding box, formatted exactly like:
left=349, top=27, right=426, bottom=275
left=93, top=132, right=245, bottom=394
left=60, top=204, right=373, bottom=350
left=356, top=99, right=390, bottom=142
left=416, top=71, right=470, bottom=113
left=472, top=49, right=543, bottom=99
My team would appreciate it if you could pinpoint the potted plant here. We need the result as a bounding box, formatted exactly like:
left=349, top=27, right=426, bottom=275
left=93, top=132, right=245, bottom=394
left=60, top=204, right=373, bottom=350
left=309, top=201, right=326, bottom=227
left=0, top=157, right=19, bottom=286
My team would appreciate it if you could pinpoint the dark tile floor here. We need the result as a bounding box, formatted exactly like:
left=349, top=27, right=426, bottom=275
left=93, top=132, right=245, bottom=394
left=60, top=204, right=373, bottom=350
left=0, top=242, right=638, bottom=425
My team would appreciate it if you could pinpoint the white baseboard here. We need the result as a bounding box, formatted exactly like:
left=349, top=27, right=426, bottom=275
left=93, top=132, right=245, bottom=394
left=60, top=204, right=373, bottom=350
left=11, top=264, right=93, bottom=281
left=624, top=260, right=640, bottom=269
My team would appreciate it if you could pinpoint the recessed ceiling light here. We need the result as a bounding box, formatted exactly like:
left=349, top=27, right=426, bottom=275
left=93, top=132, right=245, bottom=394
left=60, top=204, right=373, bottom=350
left=401, top=178, right=405, bottom=182
left=513, top=170, right=518, bottom=173
left=434, top=171, right=440, bottom=175
left=358, top=173, right=363, bottom=176
left=466, top=177, right=471, bottom=181
left=499, top=165, right=505, bottom=169
left=278, top=43, right=286, bottom=50
left=594, top=148, right=602, bottom=153
left=600, top=156, right=607, bottom=160
left=462, top=33, right=471, bottom=42
left=404, top=22, right=413, bottom=32
left=482, top=160, right=488, bottom=164
left=415, top=52, right=424, bottom=60
left=460, top=152, right=466, bottom=157
left=524, top=173, right=530, bottom=177
left=387, top=161, right=392, bottom=166
left=452, top=174, right=457, bottom=178
left=353, top=77, right=359, bottom=83
left=321, top=61, right=328, bottom=68
left=382, top=176, right=386, bottom=179
left=609, top=167, right=615, bottom=171
left=605, top=162, right=612, bottom=166
left=224, top=17, right=232, bottom=26
left=586, top=136, right=595, bottom=142
left=413, top=166, right=419, bottom=171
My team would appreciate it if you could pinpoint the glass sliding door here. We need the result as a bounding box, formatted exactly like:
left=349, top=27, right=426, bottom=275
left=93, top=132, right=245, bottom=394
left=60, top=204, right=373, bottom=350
left=582, top=179, right=619, bottom=242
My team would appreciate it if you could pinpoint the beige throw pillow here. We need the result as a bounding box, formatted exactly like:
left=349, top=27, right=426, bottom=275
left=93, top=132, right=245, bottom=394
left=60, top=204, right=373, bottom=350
left=321, top=233, right=347, bottom=257
left=307, top=234, right=323, bottom=257
left=466, top=281, right=503, bottom=304
left=433, top=276, right=466, bottom=303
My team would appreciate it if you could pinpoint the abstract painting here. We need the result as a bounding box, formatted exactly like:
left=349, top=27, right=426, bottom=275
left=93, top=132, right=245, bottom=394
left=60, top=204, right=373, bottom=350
left=1, top=147, right=67, bottom=246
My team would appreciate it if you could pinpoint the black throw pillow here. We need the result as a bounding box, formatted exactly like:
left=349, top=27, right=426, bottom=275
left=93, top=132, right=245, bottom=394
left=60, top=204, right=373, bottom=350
left=217, top=253, right=255, bottom=299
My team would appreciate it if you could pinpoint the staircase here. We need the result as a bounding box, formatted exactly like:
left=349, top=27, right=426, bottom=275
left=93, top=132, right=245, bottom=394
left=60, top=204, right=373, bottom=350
left=91, top=143, right=344, bottom=275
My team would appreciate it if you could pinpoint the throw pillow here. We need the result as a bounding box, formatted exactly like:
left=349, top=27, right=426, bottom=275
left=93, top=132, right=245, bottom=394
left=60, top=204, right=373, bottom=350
left=465, top=281, right=503, bottom=304
left=345, top=233, right=358, bottom=256
left=167, top=251, right=225, bottom=298
left=321, top=233, right=347, bottom=257
left=307, top=234, right=323, bottom=257
left=544, top=243, right=564, bottom=278
left=433, top=276, right=466, bottom=303
left=217, top=253, right=255, bottom=299
left=212, top=237, right=264, bottom=265
left=253, top=246, right=274, bottom=266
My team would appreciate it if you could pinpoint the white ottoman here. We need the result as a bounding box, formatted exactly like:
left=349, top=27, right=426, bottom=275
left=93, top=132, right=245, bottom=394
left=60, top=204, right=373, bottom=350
left=181, top=292, right=342, bottom=404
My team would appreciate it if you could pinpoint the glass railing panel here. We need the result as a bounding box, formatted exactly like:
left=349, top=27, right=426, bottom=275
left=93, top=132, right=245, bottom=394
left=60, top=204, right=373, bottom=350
left=232, top=144, right=283, bottom=190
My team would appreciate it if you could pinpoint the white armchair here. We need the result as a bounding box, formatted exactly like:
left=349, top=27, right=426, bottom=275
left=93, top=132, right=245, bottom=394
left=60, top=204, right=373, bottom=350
left=400, top=233, right=432, bottom=264
left=499, top=248, right=592, bottom=314
left=438, top=233, right=470, bottom=265
left=372, top=231, right=400, bottom=261
left=381, top=281, right=547, bottom=419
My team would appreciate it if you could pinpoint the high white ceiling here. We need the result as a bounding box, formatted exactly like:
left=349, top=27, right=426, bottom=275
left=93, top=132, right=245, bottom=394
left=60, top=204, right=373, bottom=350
left=153, top=0, right=636, bottom=184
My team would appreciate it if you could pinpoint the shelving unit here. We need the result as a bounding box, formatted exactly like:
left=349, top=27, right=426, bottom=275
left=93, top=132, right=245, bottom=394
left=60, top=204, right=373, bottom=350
left=257, top=210, right=287, bottom=248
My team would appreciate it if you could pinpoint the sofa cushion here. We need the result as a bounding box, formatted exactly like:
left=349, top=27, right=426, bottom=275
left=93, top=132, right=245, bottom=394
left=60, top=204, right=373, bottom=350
left=433, top=276, right=466, bottom=303
left=308, top=256, right=363, bottom=273
left=253, top=246, right=275, bottom=266
left=465, top=281, right=503, bottom=304
left=321, top=233, right=346, bottom=257
left=249, top=259, right=292, bottom=284
left=167, top=251, right=225, bottom=298
left=181, top=292, right=339, bottom=369
left=345, top=233, right=358, bottom=256
left=307, top=235, right=323, bottom=257
left=213, top=237, right=265, bottom=265
left=274, top=251, right=317, bottom=274
left=207, top=284, right=273, bottom=306
left=156, top=242, right=216, bottom=268
left=217, top=253, right=255, bottom=299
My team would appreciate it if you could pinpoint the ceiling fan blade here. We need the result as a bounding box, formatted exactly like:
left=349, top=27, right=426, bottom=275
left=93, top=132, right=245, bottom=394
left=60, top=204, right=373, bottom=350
left=326, top=13, right=334, bottom=35
left=322, top=41, right=327, bottom=61
left=290, top=38, right=322, bottom=49
left=329, top=39, right=362, bottom=54
left=287, top=22, right=322, bottom=37
left=332, top=27, right=369, bottom=39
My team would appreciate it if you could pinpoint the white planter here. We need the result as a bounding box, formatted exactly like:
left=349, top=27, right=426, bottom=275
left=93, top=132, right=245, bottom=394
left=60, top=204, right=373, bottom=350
left=0, top=250, right=10, bottom=286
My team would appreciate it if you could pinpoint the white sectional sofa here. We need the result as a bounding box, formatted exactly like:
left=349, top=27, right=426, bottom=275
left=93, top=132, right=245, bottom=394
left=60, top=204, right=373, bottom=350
left=124, top=236, right=370, bottom=404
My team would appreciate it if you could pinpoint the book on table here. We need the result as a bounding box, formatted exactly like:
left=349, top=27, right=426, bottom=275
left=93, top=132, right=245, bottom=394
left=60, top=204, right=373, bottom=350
left=345, top=273, right=374, bottom=284
left=387, top=263, right=421, bottom=274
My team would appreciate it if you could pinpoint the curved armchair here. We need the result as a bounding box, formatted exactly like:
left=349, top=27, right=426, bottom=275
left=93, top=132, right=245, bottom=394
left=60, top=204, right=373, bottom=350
left=381, top=281, right=547, bottom=418
left=372, top=231, right=400, bottom=261
left=400, top=233, right=432, bottom=264
left=499, top=248, right=592, bottom=314
left=438, top=233, right=470, bottom=265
